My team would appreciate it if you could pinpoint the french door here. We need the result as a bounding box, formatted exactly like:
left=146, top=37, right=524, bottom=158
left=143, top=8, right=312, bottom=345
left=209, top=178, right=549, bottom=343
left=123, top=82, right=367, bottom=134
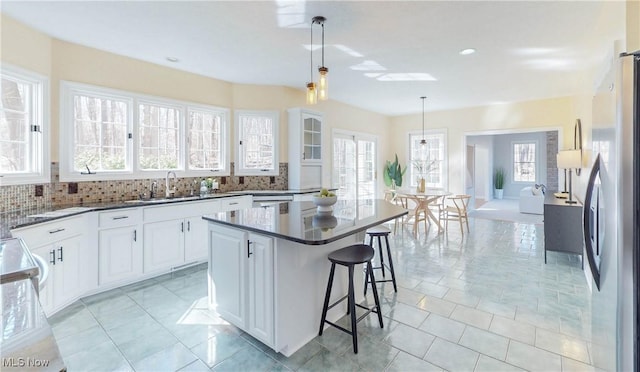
left=332, top=132, right=377, bottom=200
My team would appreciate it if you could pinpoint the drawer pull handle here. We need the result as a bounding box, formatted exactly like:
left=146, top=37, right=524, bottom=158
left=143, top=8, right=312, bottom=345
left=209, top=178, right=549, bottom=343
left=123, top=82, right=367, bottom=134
left=112, top=216, right=129, bottom=220
left=50, top=250, right=56, bottom=265
left=49, top=228, right=65, bottom=234
left=187, top=221, right=191, bottom=232
left=229, top=202, right=238, bottom=205
left=133, top=229, right=137, bottom=242
left=58, top=247, right=64, bottom=262
left=247, top=240, right=253, bottom=258
left=181, top=222, right=184, bottom=233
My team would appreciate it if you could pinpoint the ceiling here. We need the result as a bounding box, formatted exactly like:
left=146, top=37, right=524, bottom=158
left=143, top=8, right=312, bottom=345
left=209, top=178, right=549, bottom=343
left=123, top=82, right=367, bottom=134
left=1, top=1, right=625, bottom=116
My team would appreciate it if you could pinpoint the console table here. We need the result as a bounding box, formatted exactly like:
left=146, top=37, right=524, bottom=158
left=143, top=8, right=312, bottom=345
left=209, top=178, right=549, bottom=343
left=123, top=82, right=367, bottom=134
left=543, top=194, right=584, bottom=266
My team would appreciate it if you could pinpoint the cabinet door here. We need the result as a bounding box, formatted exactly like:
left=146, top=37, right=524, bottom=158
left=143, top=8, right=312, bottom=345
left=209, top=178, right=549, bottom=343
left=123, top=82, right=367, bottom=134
left=302, top=114, right=322, bottom=163
left=184, top=216, right=208, bottom=263
left=210, top=226, right=246, bottom=328
left=143, top=219, right=184, bottom=273
left=30, top=244, right=55, bottom=315
left=247, top=233, right=274, bottom=345
left=99, top=226, right=142, bottom=285
left=53, top=234, right=84, bottom=309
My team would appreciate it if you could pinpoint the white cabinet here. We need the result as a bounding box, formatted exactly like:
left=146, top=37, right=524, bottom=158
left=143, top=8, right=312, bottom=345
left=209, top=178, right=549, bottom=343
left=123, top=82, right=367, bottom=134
left=98, top=208, right=143, bottom=286
left=143, top=218, right=185, bottom=273
left=143, top=198, right=225, bottom=273
left=288, top=108, right=323, bottom=189
left=12, top=216, right=93, bottom=316
left=209, top=224, right=274, bottom=346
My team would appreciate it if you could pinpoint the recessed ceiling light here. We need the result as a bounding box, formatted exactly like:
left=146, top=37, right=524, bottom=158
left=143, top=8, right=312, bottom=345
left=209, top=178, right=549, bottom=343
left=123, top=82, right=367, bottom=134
left=166, top=57, right=179, bottom=63
left=459, top=48, right=476, bottom=55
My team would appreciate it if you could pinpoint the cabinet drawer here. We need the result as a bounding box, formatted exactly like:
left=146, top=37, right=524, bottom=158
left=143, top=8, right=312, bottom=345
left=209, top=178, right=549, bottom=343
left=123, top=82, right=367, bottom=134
left=99, top=208, right=142, bottom=228
left=220, top=196, right=251, bottom=212
left=12, top=216, right=85, bottom=248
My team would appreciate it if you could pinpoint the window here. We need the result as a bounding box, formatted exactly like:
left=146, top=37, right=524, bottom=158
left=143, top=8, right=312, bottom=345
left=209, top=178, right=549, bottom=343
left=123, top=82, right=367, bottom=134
left=408, top=131, right=446, bottom=189
left=513, top=142, right=536, bottom=182
left=60, top=81, right=229, bottom=181
left=188, top=107, right=226, bottom=171
left=138, top=101, right=181, bottom=170
left=0, top=65, right=49, bottom=185
left=235, top=110, right=279, bottom=176
left=72, top=92, right=130, bottom=173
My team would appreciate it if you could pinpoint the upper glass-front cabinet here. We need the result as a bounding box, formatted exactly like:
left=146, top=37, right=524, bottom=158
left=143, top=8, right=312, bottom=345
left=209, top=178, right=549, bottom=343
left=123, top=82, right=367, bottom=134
left=288, top=108, right=323, bottom=189
left=303, top=115, right=322, bottom=162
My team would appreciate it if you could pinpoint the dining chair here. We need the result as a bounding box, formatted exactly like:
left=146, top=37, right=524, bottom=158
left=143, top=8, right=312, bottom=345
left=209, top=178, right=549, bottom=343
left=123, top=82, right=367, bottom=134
left=428, top=195, right=447, bottom=230
left=397, top=195, right=428, bottom=236
left=443, top=194, right=471, bottom=234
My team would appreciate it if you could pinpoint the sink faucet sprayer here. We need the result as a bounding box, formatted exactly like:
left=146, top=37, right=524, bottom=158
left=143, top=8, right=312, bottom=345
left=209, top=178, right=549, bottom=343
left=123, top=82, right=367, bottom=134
left=165, top=171, right=177, bottom=198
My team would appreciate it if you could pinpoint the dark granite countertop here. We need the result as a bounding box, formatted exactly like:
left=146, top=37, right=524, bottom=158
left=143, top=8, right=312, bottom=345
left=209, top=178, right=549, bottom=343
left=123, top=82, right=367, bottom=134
left=0, top=189, right=335, bottom=239
left=202, top=199, right=407, bottom=245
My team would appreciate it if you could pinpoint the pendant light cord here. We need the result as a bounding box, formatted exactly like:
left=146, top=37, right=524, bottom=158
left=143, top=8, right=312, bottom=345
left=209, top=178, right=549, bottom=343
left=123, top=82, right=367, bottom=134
left=321, top=22, right=325, bottom=67
left=310, top=20, right=313, bottom=82
left=421, top=96, right=426, bottom=139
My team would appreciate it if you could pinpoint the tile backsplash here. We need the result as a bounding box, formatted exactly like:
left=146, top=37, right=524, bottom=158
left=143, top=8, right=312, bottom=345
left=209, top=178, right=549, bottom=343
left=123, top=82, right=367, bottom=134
left=1, top=163, right=288, bottom=213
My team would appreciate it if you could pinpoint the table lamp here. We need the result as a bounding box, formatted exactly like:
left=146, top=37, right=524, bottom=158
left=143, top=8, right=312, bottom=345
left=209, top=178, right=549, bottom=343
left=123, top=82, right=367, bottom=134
left=557, top=149, right=581, bottom=204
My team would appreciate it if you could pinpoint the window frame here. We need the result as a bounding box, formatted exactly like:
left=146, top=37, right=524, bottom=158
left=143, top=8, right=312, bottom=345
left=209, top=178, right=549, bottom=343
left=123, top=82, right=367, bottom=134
left=234, top=110, right=279, bottom=176
left=511, top=140, right=538, bottom=183
left=60, top=81, right=230, bottom=181
left=0, top=64, right=50, bottom=186
left=407, top=129, right=447, bottom=190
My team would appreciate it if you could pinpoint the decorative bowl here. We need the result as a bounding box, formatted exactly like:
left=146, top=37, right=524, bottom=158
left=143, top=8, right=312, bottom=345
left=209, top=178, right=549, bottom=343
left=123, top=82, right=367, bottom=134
left=312, top=195, right=337, bottom=213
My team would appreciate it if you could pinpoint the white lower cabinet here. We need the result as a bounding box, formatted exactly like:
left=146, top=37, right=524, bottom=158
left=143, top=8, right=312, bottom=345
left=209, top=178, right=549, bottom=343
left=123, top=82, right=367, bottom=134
left=184, top=215, right=209, bottom=262
left=143, top=219, right=185, bottom=273
left=209, top=224, right=274, bottom=346
left=99, top=226, right=142, bottom=285
left=12, top=217, right=90, bottom=316
left=98, top=208, right=143, bottom=286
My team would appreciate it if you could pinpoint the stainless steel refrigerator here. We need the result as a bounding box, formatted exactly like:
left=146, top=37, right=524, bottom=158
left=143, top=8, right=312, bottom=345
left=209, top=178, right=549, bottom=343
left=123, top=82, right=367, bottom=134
left=585, top=47, right=638, bottom=371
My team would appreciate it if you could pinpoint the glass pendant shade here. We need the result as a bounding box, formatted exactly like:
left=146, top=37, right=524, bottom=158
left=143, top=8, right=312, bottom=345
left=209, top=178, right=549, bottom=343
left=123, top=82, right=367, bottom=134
left=318, top=67, right=328, bottom=101
left=306, top=82, right=317, bottom=105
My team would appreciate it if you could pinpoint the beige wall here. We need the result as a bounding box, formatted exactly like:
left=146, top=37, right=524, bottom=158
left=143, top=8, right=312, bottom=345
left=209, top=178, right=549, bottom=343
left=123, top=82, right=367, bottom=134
left=389, top=97, right=578, bottom=194
left=1, top=12, right=630, bottom=196
left=1, top=13, right=391, bottom=191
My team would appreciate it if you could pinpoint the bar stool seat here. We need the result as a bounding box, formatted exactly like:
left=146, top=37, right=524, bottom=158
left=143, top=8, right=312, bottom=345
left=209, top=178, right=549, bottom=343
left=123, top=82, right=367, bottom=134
left=364, top=225, right=397, bottom=294
left=319, top=244, right=383, bottom=354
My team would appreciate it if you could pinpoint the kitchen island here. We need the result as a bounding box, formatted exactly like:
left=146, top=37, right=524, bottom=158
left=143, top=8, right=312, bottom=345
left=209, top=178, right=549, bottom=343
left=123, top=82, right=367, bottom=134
left=202, top=199, right=407, bottom=356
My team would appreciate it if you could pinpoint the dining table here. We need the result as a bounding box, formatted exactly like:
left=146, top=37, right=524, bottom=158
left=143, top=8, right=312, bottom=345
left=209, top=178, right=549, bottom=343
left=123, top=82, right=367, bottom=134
left=395, top=188, right=452, bottom=232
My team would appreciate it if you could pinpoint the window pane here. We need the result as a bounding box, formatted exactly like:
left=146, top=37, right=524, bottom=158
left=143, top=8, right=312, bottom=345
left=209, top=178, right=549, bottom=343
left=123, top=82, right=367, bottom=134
left=0, top=77, right=31, bottom=173
left=73, top=94, right=128, bottom=171
left=409, top=133, right=444, bottom=188
left=239, top=115, right=274, bottom=170
left=513, top=143, right=536, bottom=182
left=188, top=109, right=223, bottom=170
left=138, top=103, right=180, bottom=170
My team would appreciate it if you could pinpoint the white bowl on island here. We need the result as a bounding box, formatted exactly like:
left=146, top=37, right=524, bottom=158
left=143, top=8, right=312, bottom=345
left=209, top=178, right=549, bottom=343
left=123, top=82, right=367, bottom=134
left=312, top=195, right=337, bottom=213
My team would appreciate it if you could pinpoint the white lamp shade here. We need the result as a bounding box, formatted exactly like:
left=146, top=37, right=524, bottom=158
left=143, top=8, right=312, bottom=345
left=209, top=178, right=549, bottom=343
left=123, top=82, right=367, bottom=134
left=557, top=149, right=582, bottom=169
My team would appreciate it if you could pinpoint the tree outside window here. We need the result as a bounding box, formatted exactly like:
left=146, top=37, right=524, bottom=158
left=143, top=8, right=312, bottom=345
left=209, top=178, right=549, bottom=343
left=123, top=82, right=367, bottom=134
left=513, top=142, right=536, bottom=182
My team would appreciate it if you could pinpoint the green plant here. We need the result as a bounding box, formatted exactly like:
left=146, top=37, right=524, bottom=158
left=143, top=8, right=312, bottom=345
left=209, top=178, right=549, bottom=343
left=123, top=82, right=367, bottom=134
left=383, top=154, right=407, bottom=187
left=494, top=167, right=505, bottom=189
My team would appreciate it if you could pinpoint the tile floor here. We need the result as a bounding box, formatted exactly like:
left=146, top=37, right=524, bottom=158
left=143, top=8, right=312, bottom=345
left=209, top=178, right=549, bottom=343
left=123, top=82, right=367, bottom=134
left=49, top=217, right=596, bottom=371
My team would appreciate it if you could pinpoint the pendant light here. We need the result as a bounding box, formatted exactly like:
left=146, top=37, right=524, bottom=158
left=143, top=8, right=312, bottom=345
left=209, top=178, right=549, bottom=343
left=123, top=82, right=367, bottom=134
left=420, top=96, right=427, bottom=146
left=314, top=16, right=328, bottom=101
left=306, top=17, right=317, bottom=105
left=305, top=16, right=328, bottom=104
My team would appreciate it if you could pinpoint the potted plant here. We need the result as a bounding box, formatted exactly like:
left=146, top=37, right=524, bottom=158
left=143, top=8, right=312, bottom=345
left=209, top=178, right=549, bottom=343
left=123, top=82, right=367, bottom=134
left=383, top=154, right=407, bottom=189
left=494, top=167, right=505, bottom=199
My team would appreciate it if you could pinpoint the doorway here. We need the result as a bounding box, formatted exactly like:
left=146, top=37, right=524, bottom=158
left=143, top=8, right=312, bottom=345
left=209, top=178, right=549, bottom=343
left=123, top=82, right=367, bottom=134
left=332, top=131, right=377, bottom=200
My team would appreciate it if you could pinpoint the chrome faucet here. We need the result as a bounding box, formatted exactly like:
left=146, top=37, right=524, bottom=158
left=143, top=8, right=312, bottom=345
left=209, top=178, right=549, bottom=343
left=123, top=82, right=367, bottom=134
left=150, top=181, right=158, bottom=199
left=165, top=171, right=177, bottom=198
